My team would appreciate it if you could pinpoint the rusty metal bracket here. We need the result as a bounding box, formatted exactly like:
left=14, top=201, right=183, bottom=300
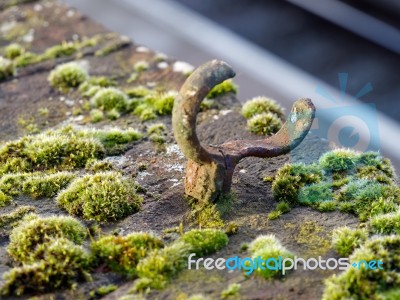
left=172, top=60, right=315, bottom=203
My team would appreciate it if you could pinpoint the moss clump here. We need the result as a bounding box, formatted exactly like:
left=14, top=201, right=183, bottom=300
left=221, top=283, right=241, bottom=299
left=21, top=172, right=76, bottom=199
left=271, top=150, right=400, bottom=220
left=0, top=205, right=35, bottom=228
left=271, top=163, right=323, bottom=205
left=268, top=210, right=282, bottom=220
left=323, top=235, right=400, bottom=300
left=0, top=126, right=104, bottom=174
left=147, top=123, right=166, bottom=144
left=42, top=42, right=78, bottom=59
left=1, top=238, right=91, bottom=296
left=370, top=211, right=400, bottom=235
left=91, top=232, right=164, bottom=276
left=298, top=182, right=333, bottom=205
left=247, top=234, right=294, bottom=278
left=57, top=171, right=142, bottom=222
left=92, top=127, right=142, bottom=153
left=180, top=229, right=228, bottom=256
left=134, top=241, right=191, bottom=291
left=85, top=159, right=115, bottom=173
left=134, top=61, right=149, bottom=72
left=107, top=108, right=121, bottom=120
left=316, top=200, right=337, bottom=212
left=90, top=284, right=118, bottom=298
left=132, top=91, right=177, bottom=121
left=336, top=179, right=400, bottom=221
left=319, top=149, right=358, bottom=172
left=0, top=126, right=141, bottom=175
left=0, top=173, right=33, bottom=196
left=91, top=87, right=128, bottom=112
left=4, top=43, right=25, bottom=59
left=90, top=108, right=104, bottom=123
left=247, top=112, right=282, bottom=135
left=242, top=96, right=284, bottom=119
left=13, top=52, right=39, bottom=67
left=0, top=57, right=15, bottom=81
left=206, top=79, right=238, bottom=99
left=331, top=227, right=368, bottom=257
left=48, top=62, right=88, bottom=90
left=125, top=86, right=151, bottom=98
left=0, top=190, right=12, bottom=207
left=7, top=215, right=87, bottom=263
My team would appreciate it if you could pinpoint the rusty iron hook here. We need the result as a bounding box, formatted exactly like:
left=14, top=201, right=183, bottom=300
left=172, top=60, right=315, bottom=203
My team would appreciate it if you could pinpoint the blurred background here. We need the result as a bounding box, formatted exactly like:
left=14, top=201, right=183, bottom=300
left=63, top=0, right=400, bottom=169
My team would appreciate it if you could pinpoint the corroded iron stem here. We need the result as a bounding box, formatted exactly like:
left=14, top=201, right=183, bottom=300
left=172, top=60, right=315, bottom=203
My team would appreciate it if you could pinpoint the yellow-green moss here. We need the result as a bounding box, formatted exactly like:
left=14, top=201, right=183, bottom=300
left=0, top=205, right=35, bottom=228
left=247, top=234, right=294, bottom=278
left=90, top=108, right=104, bottom=123
left=370, top=211, right=400, bottom=235
left=323, top=235, right=400, bottom=300
left=7, top=215, right=87, bottom=263
left=4, top=43, right=25, bottom=59
left=90, top=232, right=164, bottom=276
left=48, top=62, right=88, bottom=90
left=91, top=87, right=128, bottom=112
left=331, top=227, right=368, bottom=257
left=242, top=96, right=284, bottom=119
left=180, top=228, right=228, bottom=257
left=247, top=112, right=281, bottom=135
left=206, top=79, right=237, bottom=99
left=221, top=283, right=241, bottom=299
left=21, top=172, right=76, bottom=199
left=1, top=238, right=91, bottom=296
left=57, top=171, right=142, bottom=222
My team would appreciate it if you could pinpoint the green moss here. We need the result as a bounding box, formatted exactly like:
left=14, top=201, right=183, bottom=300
left=126, top=72, right=138, bottom=83
left=298, top=182, right=333, bottom=205
left=1, top=127, right=104, bottom=172
left=189, top=202, right=225, bottom=228
left=133, top=241, right=191, bottom=291
left=331, top=227, right=368, bottom=257
left=0, top=205, right=35, bottom=228
left=206, top=79, right=238, bottom=99
left=42, top=42, right=78, bottom=59
left=91, top=232, right=164, bottom=276
left=271, top=163, right=323, bottom=204
left=323, top=235, right=400, bottom=300
left=247, top=112, right=281, bottom=135
left=153, top=91, right=176, bottom=115
left=319, top=149, right=358, bottom=172
left=0, top=190, right=12, bottom=207
left=4, top=43, right=24, bottom=59
left=7, top=215, right=87, bottom=263
left=21, top=171, right=76, bottom=199
left=180, top=229, right=228, bottom=256
left=370, top=211, right=400, bottom=235
left=267, top=210, right=282, bottom=220
left=0, top=173, right=35, bottom=196
left=57, top=171, right=142, bottom=222
left=247, top=235, right=294, bottom=278
left=85, top=159, right=115, bottom=173
left=377, top=288, right=400, bottom=300
left=134, top=61, right=149, bottom=72
left=48, top=62, right=88, bottom=90
left=1, top=238, right=91, bottom=296
left=221, top=283, right=241, bottom=299
left=107, top=108, right=121, bottom=120
left=90, top=284, right=118, bottom=298
left=134, top=105, right=157, bottom=121
left=242, top=96, right=284, bottom=119
left=92, top=127, right=142, bottom=152
left=0, top=57, right=15, bottom=81
left=13, top=52, right=39, bottom=67
left=316, top=200, right=337, bottom=212
left=125, top=86, right=151, bottom=98
left=91, top=87, right=128, bottom=112
left=90, top=108, right=104, bottom=123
